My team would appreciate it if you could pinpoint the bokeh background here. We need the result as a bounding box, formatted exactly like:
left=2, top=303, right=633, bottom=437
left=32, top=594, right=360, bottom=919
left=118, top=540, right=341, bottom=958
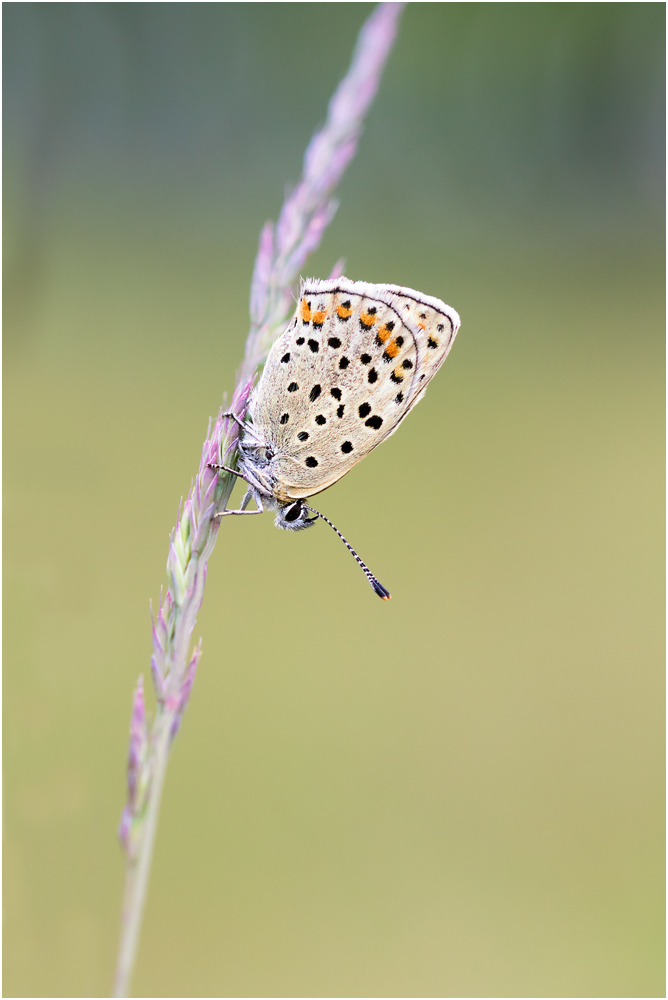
left=4, top=4, right=664, bottom=997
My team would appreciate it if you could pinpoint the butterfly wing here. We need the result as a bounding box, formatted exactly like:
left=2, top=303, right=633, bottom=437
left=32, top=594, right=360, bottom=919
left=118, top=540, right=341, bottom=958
left=382, top=283, right=461, bottom=410
left=249, top=277, right=460, bottom=500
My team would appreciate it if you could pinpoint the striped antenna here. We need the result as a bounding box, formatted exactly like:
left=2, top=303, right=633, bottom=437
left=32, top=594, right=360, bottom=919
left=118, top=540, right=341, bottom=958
left=303, top=504, right=391, bottom=601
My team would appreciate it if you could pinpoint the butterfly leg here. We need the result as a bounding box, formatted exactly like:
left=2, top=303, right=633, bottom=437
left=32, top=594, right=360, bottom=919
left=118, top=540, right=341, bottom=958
left=217, top=507, right=263, bottom=517
left=220, top=411, right=246, bottom=432
left=208, top=462, right=243, bottom=476
left=221, top=410, right=265, bottom=446
left=214, top=485, right=264, bottom=518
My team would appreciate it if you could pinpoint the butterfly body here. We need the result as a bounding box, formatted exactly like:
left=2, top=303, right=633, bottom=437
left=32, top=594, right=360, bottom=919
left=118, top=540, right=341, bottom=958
left=238, top=277, right=460, bottom=520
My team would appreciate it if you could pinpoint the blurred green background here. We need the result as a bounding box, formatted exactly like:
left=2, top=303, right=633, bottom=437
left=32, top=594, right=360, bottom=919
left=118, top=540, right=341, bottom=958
left=3, top=3, right=664, bottom=997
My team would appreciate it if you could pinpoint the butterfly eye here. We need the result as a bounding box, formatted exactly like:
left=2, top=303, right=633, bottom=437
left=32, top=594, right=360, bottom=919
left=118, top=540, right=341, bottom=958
left=284, top=502, right=303, bottom=523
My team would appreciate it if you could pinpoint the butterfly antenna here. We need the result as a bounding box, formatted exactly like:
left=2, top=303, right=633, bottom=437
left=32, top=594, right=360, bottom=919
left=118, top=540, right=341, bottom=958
left=303, top=505, right=391, bottom=601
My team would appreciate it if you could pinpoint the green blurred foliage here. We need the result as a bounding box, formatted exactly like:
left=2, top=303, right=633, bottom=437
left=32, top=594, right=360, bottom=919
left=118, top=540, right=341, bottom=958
left=3, top=4, right=664, bottom=997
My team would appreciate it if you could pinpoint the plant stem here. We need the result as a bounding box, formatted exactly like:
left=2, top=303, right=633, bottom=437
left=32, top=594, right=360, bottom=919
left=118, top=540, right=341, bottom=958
left=113, top=712, right=173, bottom=999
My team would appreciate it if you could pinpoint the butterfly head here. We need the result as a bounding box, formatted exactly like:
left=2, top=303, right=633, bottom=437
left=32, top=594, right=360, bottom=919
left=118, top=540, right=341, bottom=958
left=274, top=500, right=318, bottom=532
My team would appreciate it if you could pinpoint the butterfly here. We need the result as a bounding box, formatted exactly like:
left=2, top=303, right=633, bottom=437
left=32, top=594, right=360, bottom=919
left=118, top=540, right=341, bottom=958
left=212, top=277, right=461, bottom=599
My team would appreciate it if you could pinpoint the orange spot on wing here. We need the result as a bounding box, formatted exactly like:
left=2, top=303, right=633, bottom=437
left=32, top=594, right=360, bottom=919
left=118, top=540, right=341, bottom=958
left=360, top=311, right=377, bottom=327
left=300, top=299, right=312, bottom=322
left=393, top=366, right=405, bottom=382
left=376, top=324, right=392, bottom=343
left=312, top=310, right=326, bottom=326
left=384, top=339, right=401, bottom=359
left=337, top=304, right=352, bottom=319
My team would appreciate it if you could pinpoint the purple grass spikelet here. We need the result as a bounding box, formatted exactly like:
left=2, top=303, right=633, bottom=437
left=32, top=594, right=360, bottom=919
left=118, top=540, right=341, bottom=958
left=170, top=641, right=202, bottom=743
left=328, top=257, right=347, bottom=281
left=118, top=677, right=150, bottom=859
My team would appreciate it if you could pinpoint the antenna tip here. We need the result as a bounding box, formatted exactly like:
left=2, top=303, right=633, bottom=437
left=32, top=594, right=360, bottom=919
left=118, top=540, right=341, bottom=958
left=372, top=581, right=392, bottom=600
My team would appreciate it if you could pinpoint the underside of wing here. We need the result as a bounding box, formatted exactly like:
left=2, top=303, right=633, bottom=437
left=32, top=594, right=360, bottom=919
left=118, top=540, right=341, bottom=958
left=382, top=284, right=461, bottom=407
left=249, top=277, right=459, bottom=500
